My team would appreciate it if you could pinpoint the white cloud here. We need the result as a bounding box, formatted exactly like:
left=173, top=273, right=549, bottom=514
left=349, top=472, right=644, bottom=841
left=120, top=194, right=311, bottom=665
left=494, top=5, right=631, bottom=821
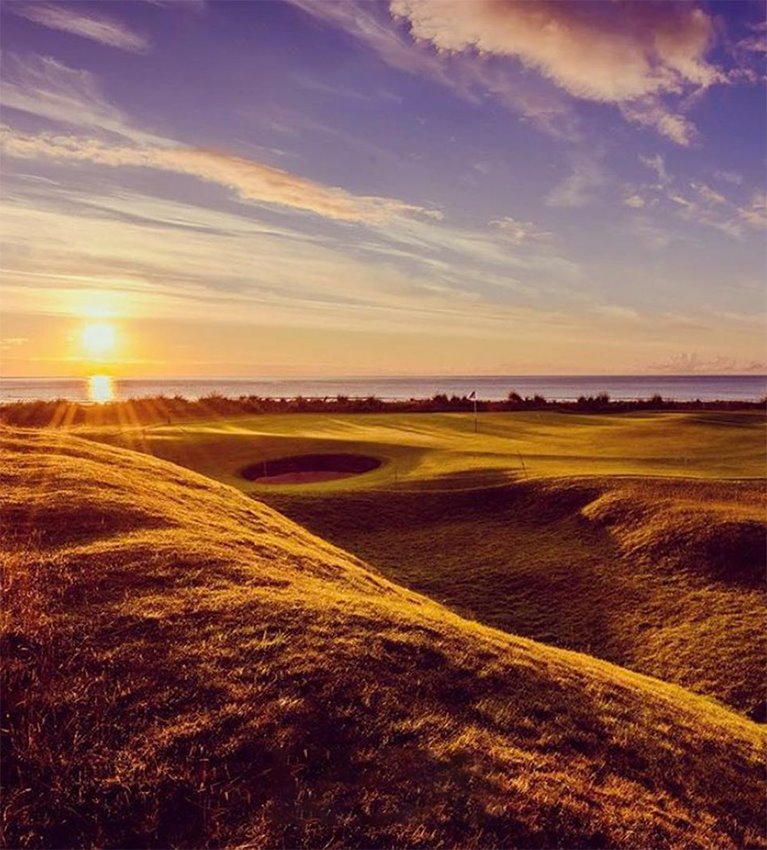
left=639, top=153, right=671, bottom=185
left=624, top=194, right=646, bottom=209
left=738, top=191, right=767, bottom=230
left=13, top=4, right=149, bottom=52
left=690, top=182, right=726, bottom=205
left=0, top=55, right=164, bottom=144
left=489, top=216, right=551, bottom=245
left=621, top=99, right=697, bottom=146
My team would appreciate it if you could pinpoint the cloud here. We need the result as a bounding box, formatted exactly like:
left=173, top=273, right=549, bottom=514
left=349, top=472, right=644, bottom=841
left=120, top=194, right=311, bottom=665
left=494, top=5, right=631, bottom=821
left=624, top=194, right=646, bottom=208
left=489, top=216, right=551, bottom=245
left=691, top=182, right=726, bottom=205
left=714, top=169, right=743, bottom=186
left=546, top=154, right=604, bottom=208
left=629, top=216, right=678, bottom=251
left=639, top=152, right=671, bottom=185
left=594, top=305, right=641, bottom=321
left=0, top=337, right=29, bottom=349
left=0, top=126, right=441, bottom=224
left=649, top=353, right=767, bottom=374
left=288, top=0, right=579, bottom=139
left=391, top=0, right=721, bottom=102
left=621, top=99, right=697, bottom=145
left=13, top=4, right=149, bottom=52
left=0, top=55, right=164, bottom=144
left=295, top=0, right=726, bottom=144
left=737, top=20, right=767, bottom=55
left=662, top=183, right=767, bottom=240
left=738, top=191, right=767, bottom=230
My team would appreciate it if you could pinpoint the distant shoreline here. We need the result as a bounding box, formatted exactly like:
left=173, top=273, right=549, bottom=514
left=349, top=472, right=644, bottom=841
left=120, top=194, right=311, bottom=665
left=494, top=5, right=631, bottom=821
left=1, top=392, right=764, bottom=428
left=1, top=374, right=765, bottom=405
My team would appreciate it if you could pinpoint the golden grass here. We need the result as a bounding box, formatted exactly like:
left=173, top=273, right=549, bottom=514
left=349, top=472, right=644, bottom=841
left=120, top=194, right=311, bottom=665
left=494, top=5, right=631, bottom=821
left=80, top=410, right=767, bottom=486
left=267, top=476, right=766, bottom=721
left=1, top=427, right=765, bottom=849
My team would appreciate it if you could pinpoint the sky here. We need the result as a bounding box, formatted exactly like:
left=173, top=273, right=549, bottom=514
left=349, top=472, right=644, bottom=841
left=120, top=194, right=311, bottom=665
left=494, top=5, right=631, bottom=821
left=0, top=0, right=765, bottom=378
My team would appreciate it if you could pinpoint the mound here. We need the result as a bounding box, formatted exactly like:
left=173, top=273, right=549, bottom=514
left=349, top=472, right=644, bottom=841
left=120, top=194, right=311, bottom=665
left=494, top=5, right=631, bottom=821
left=1, top=429, right=764, bottom=849
left=264, top=477, right=767, bottom=720
left=241, top=453, right=381, bottom=484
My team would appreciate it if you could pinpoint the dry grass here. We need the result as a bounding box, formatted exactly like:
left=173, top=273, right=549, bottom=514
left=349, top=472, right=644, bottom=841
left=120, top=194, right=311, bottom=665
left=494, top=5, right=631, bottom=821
left=1, top=426, right=765, bottom=849
left=267, top=476, right=766, bottom=720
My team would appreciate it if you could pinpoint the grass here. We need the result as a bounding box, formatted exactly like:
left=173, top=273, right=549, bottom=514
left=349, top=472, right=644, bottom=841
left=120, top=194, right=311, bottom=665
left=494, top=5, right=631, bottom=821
left=81, top=410, right=766, bottom=719
left=1, top=425, right=765, bottom=849
left=265, top=476, right=766, bottom=721
left=82, top=410, right=767, bottom=488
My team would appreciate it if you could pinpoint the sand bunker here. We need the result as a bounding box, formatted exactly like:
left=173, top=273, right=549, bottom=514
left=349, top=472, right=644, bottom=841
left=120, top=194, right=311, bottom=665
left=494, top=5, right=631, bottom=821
left=241, top=454, right=381, bottom=484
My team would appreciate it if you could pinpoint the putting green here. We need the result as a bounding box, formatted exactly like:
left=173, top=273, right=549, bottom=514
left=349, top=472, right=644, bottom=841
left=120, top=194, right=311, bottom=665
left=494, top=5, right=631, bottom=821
left=82, top=410, right=766, bottom=494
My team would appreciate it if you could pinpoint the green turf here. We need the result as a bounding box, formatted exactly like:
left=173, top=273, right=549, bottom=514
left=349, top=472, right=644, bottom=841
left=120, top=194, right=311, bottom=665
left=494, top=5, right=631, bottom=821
left=84, top=410, right=767, bottom=493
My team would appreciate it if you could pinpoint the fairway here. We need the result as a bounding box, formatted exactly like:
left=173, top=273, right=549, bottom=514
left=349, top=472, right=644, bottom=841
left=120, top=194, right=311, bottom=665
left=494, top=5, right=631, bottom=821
left=84, top=409, right=767, bottom=492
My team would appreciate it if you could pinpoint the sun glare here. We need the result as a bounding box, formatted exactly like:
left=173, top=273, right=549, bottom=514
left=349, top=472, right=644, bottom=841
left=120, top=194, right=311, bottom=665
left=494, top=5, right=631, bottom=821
left=87, top=374, right=115, bottom=403
left=81, top=322, right=116, bottom=358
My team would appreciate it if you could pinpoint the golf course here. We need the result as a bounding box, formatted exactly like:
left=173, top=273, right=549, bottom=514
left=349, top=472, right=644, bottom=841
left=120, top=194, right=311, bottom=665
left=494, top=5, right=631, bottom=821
left=78, top=410, right=765, bottom=720
left=2, top=409, right=765, bottom=847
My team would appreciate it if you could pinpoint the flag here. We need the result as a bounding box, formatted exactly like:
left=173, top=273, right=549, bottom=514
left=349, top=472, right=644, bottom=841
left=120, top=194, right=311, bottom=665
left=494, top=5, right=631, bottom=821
left=468, top=391, right=476, bottom=400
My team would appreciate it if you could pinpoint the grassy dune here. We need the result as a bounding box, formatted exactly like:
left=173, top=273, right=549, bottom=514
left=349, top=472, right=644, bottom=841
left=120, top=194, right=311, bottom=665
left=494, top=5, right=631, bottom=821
left=2, top=427, right=765, bottom=849
left=266, top=476, right=766, bottom=721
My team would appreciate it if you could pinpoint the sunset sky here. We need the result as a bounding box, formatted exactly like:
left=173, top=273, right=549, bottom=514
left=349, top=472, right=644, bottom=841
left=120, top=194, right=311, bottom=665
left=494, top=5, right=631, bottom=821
left=1, top=0, right=765, bottom=377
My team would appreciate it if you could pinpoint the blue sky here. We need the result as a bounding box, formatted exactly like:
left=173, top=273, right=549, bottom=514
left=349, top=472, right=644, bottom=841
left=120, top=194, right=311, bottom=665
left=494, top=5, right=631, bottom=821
left=1, top=0, right=765, bottom=376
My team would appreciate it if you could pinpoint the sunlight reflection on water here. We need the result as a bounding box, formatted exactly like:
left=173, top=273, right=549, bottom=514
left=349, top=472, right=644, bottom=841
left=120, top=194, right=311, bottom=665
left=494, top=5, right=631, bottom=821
left=87, top=374, right=114, bottom=403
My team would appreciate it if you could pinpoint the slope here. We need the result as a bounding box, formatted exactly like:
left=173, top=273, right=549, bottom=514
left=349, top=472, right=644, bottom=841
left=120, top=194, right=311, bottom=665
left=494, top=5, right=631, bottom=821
left=265, top=475, right=766, bottom=720
left=1, top=427, right=764, bottom=849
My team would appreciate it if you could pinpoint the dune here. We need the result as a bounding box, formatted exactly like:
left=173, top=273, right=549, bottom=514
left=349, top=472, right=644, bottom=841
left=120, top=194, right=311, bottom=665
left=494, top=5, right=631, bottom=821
left=269, top=476, right=766, bottom=720
left=1, top=427, right=765, bottom=849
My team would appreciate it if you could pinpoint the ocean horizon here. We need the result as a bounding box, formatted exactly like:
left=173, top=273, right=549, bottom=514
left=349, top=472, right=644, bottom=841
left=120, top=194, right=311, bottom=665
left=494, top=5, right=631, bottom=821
left=1, top=374, right=765, bottom=404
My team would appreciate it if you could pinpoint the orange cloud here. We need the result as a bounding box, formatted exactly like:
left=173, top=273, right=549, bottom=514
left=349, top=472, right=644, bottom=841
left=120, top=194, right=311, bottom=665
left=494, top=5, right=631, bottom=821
left=391, top=0, right=721, bottom=103
left=0, top=127, right=439, bottom=224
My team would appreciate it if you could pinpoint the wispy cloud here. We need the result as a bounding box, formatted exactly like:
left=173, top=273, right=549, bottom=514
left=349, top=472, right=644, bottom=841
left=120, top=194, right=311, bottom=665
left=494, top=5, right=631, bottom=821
left=0, top=55, right=164, bottom=144
left=546, top=153, right=605, bottom=208
left=13, top=4, right=149, bottom=52
left=490, top=216, right=551, bottom=245
left=649, top=352, right=767, bottom=374
left=690, top=182, right=726, bottom=205
left=737, top=20, right=767, bottom=55
left=738, top=191, right=767, bottom=230
left=643, top=170, right=767, bottom=240
left=624, top=194, right=646, bottom=209
left=639, top=153, right=671, bottom=186
left=714, top=169, right=743, bottom=186
left=0, top=126, right=441, bottom=224
left=287, top=0, right=578, bottom=139
left=621, top=99, right=697, bottom=146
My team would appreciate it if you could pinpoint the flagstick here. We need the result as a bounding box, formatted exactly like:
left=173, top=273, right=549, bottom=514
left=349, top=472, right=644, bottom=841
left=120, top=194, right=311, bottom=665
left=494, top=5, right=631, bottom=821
left=473, top=393, right=478, bottom=433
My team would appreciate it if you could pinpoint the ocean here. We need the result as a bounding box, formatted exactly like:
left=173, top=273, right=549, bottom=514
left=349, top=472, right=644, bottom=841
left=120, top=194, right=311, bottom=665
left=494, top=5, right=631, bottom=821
left=1, top=375, right=765, bottom=404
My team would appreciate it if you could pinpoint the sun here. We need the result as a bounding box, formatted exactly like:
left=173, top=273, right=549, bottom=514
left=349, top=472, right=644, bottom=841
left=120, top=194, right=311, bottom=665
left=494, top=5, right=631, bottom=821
left=81, top=321, right=116, bottom=358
